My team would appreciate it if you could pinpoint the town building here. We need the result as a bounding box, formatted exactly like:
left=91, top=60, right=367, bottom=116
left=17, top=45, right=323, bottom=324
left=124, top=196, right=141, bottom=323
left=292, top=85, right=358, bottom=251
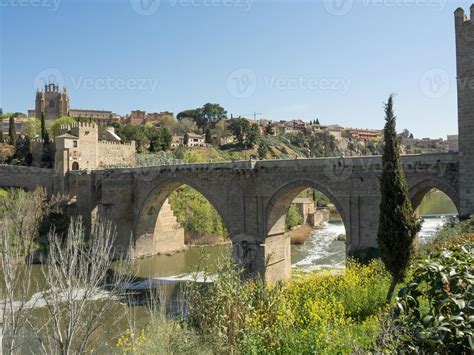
left=345, top=128, right=383, bottom=142
left=186, top=133, right=207, bottom=147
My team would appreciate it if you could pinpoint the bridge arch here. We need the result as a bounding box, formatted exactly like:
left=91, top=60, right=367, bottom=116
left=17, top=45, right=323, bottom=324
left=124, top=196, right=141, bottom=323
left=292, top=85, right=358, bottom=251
left=265, top=179, right=348, bottom=237
left=134, top=177, right=231, bottom=258
left=409, top=178, right=460, bottom=213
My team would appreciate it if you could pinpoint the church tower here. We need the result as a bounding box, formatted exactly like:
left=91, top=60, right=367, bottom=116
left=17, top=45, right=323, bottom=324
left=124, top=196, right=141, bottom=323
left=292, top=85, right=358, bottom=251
left=455, top=6, right=474, bottom=218
left=34, top=84, right=69, bottom=120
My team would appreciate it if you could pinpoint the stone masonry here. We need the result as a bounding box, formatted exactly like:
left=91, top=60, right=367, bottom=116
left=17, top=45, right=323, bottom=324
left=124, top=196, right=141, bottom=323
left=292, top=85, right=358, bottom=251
left=455, top=7, right=474, bottom=218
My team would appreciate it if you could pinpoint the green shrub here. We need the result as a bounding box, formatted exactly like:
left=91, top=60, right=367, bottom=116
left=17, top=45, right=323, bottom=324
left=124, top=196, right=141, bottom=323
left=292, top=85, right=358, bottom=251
left=434, top=215, right=474, bottom=243
left=184, top=257, right=390, bottom=353
left=169, top=185, right=227, bottom=239
left=285, top=204, right=303, bottom=231
left=394, top=239, right=474, bottom=353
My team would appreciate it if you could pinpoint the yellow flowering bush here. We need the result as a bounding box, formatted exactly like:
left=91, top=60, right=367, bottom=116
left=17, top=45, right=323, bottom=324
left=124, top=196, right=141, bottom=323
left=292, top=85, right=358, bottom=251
left=116, top=329, right=146, bottom=354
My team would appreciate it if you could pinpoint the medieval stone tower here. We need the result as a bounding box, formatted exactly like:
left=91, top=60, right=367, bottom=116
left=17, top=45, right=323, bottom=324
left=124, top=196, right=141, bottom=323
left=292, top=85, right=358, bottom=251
left=455, top=6, right=474, bottom=218
left=35, top=83, right=70, bottom=120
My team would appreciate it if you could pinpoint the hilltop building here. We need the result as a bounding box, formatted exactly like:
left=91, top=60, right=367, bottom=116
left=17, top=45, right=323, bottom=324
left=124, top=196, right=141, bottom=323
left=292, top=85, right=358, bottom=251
left=31, top=84, right=118, bottom=124
left=126, top=110, right=174, bottom=125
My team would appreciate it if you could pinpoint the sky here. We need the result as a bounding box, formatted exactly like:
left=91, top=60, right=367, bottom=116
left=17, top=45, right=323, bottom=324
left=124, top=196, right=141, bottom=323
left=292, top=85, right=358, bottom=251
left=1, top=0, right=471, bottom=138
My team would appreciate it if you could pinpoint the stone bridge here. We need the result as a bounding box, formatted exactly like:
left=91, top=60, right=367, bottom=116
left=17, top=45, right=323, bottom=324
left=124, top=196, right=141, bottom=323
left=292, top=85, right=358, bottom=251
left=0, top=152, right=466, bottom=281
left=65, top=152, right=459, bottom=282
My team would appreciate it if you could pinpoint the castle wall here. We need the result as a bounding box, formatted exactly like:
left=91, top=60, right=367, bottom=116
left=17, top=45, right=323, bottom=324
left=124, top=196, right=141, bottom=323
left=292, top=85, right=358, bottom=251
left=0, top=165, right=59, bottom=196
left=98, top=141, right=136, bottom=167
left=455, top=7, right=474, bottom=217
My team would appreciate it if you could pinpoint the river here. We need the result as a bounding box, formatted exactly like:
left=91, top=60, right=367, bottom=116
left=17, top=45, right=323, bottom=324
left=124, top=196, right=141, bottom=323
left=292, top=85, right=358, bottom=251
left=131, top=189, right=458, bottom=278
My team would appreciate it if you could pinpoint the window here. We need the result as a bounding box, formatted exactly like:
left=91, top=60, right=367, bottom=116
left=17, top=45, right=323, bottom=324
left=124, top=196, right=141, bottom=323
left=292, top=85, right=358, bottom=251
left=73, top=140, right=78, bottom=147
left=71, top=162, right=80, bottom=171
left=49, top=100, right=55, bottom=108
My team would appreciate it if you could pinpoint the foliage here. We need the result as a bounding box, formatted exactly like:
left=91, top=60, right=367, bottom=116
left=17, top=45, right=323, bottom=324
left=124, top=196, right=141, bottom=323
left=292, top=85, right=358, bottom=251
left=169, top=185, right=228, bottom=240
left=184, top=257, right=390, bottom=353
left=285, top=204, right=303, bottom=231
left=14, top=135, right=33, bottom=165
left=148, top=127, right=172, bottom=152
left=117, top=317, right=210, bottom=354
left=257, top=141, right=269, bottom=159
left=8, top=116, right=16, bottom=145
left=50, top=115, right=77, bottom=137
left=0, top=143, right=15, bottom=163
left=23, top=118, right=41, bottom=138
left=394, top=238, right=473, bottom=353
left=377, top=95, right=421, bottom=302
left=178, top=103, right=227, bottom=130
left=285, top=130, right=339, bottom=157
left=434, top=215, right=474, bottom=244
left=228, top=117, right=260, bottom=148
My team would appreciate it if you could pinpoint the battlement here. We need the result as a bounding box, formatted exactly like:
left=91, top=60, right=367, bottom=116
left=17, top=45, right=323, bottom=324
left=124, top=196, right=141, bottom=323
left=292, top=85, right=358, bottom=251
left=455, top=6, right=474, bottom=26
left=59, top=122, right=97, bottom=131
left=98, top=140, right=135, bottom=147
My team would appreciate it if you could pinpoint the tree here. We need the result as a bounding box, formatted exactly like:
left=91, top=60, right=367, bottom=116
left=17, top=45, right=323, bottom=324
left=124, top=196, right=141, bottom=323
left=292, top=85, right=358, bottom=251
left=177, top=109, right=201, bottom=122
left=148, top=127, right=172, bottom=152
left=41, top=112, right=47, bottom=140
left=36, top=218, right=132, bottom=354
left=50, top=116, right=76, bottom=137
left=205, top=129, right=212, bottom=144
left=228, top=117, right=249, bottom=147
left=184, top=132, right=189, bottom=146
left=0, top=188, right=46, bottom=354
left=200, top=103, right=227, bottom=129
left=8, top=116, right=16, bottom=146
left=257, top=141, right=269, bottom=159
left=246, top=124, right=260, bottom=148
left=23, top=118, right=41, bottom=138
left=265, top=122, right=275, bottom=135
left=377, top=95, right=421, bottom=303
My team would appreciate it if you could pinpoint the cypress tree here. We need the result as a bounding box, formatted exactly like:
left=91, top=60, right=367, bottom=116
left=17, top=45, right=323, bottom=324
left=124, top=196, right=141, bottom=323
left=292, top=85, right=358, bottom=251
left=41, top=112, right=47, bottom=141
left=9, top=116, right=16, bottom=146
left=377, top=95, right=421, bottom=303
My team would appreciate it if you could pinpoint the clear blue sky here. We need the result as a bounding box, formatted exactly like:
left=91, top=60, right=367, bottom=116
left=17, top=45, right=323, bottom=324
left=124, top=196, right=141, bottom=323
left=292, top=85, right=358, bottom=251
left=1, top=0, right=471, bottom=138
